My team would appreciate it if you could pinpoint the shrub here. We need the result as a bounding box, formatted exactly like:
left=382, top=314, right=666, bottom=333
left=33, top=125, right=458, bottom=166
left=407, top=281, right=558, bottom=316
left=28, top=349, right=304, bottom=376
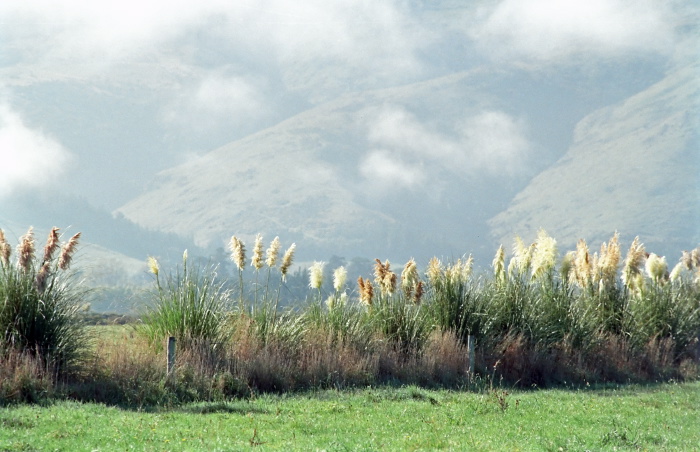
left=0, top=227, right=89, bottom=375
left=138, top=251, right=232, bottom=351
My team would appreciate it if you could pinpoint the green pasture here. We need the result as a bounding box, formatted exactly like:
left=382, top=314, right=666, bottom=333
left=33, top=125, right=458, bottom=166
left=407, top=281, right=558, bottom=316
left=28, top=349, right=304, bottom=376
left=1, top=382, right=698, bottom=451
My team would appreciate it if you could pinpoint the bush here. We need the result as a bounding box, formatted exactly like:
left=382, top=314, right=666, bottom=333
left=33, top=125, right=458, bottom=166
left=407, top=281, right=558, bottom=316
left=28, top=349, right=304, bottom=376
left=138, top=252, right=232, bottom=351
left=0, top=227, right=89, bottom=376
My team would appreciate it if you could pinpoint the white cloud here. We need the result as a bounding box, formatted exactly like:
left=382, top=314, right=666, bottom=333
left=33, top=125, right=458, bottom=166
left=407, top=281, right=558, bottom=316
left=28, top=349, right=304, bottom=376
left=471, top=0, right=676, bottom=63
left=0, top=0, right=424, bottom=80
left=361, top=106, right=531, bottom=188
left=0, top=104, right=72, bottom=197
left=360, top=150, right=426, bottom=189
left=458, top=111, right=531, bottom=174
left=162, top=71, right=266, bottom=132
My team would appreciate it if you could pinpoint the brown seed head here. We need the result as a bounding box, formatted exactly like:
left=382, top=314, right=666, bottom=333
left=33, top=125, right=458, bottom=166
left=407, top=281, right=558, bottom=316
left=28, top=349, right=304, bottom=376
left=357, top=276, right=374, bottom=307
left=413, top=281, right=424, bottom=305
left=17, top=227, right=36, bottom=272
left=42, top=227, right=60, bottom=265
left=58, top=232, right=81, bottom=270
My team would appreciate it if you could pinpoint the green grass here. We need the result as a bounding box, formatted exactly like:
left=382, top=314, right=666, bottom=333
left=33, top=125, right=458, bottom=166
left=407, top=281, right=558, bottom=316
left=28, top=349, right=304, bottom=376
left=1, top=382, right=698, bottom=451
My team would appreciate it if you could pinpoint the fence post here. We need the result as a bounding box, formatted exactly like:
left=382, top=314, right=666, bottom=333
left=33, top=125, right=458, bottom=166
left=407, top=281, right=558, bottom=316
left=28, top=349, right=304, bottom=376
left=167, top=336, right=176, bottom=377
left=467, top=335, right=475, bottom=378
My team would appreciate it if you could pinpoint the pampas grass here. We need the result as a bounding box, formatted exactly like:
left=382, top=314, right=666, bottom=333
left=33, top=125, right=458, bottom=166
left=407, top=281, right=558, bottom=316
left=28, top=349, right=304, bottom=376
left=645, top=253, right=668, bottom=285
left=308, top=261, right=325, bottom=291
left=530, top=229, right=557, bottom=281
left=0, top=227, right=89, bottom=376
left=492, top=245, right=506, bottom=285
left=0, top=229, right=10, bottom=267
left=622, top=236, right=646, bottom=293
left=139, top=253, right=232, bottom=351
left=357, top=276, right=374, bottom=307
left=333, top=265, right=347, bottom=293
left=16, top=227, right=35, bottom=272
left=251, top=233, right=264, bottom=271
left=58, top=232, right=80, bottom=271
left=374, top=259, right=397, bottom=297
left=5, top=226, right=699, bottom=405
left=265, top=236, right=280, bottom=268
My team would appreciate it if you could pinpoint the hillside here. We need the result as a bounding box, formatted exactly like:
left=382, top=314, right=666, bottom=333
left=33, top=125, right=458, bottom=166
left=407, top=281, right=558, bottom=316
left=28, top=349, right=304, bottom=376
left=116, top=63, right=697, bottom=265
left=116, top=69, right=549, bottom=263
left=489, top=64, right=700, bottom=258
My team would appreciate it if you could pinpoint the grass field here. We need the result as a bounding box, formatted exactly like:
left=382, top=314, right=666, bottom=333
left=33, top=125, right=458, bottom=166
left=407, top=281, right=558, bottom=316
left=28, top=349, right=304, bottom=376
left=1, top=382, right=698, bottom=451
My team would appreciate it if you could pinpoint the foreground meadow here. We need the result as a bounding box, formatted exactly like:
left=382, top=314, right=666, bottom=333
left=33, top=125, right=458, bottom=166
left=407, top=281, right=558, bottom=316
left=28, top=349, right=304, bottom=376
left=1, top=382, right=699, bottom=451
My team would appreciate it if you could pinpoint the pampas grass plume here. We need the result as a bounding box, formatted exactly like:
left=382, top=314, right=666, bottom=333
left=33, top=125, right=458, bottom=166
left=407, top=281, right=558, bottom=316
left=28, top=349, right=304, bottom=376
left=309, top=261, right=325, bottom=290
left=531, top=229, right=557, bottom=281
left=17, top=227, right=35, bottom=272
left=58, top=232, right=81, bottom=270
left=357, top=276, right=374, bottom=307
left=280, top=243, right=296, bottom=281
left=645, top=253, right=668, bottom=284
left=509, top=236, right=533, bottom=276
left=492, top=245, right=506, bottom=284
left=560, top=251, right=575, bottom=284
left=426, top=257, right=442, bottom=286
left=573, top=239, right=591, bottom=288
left=333, top=266, right=347, bottom=292
left=265, top=236, right=281, bottom=268
left=622, top=236, right=646, bottom=291
left=669, top=261, right=684, bottom=282
left=401, top=258, right=419, bottom=296
left=251, top=233, right=264, bottom=271
left=596, top=232, right=621, bottom=288
left=374, top=259, right=396, bottom=296
left=147, top=256, right=160, bottom=276
left=413, top=280, right=424, bottom=304
left=229, top=236, right=246, bottom=271
left=0, top=229, right=10, bottom=267
left=42, top=227, right=60, bottom=265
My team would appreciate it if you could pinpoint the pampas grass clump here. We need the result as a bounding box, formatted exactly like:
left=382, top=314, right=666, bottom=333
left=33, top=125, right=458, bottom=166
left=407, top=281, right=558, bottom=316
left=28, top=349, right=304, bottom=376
left=139, top=252, right=232, bottom=351
left=0, top=227, right=88, bottom=376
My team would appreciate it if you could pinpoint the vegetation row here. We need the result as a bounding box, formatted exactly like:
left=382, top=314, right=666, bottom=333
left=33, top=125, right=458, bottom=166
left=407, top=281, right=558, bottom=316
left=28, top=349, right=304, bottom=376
left=1, top=227, right=699, bottom=407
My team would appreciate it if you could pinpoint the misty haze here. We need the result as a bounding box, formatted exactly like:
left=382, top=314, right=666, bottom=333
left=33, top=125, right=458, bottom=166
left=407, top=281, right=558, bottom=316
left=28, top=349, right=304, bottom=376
left=0, top=0, right=698, bottom=310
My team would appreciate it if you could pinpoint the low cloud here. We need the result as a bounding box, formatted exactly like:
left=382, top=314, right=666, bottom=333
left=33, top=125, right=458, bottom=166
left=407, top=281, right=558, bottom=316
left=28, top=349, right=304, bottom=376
left=361, top=106, right=531, bottom=189
left=360, top=150, right=426, bottom=189
left=470, top=0, right=676, bottom=63
left=162, top=71, right=267, bottom=133
left=457, top=111, right=531, bottom=175
left=0, top=1, right=425, bottom=83
left=0, top=104, right=72, bottom=198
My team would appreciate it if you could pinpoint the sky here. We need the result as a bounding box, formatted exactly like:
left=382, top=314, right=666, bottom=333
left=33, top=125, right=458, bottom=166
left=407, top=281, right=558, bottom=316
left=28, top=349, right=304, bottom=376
left=0, top=0, right=695, bottom=209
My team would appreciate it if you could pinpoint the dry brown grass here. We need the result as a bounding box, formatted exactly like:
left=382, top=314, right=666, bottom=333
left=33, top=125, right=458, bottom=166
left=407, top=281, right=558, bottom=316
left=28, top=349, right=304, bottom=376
left=0, top=349, right=53, bottom=404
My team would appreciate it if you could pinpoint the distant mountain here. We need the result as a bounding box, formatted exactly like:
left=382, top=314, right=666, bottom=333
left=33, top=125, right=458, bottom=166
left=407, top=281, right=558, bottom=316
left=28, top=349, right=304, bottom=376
left=0, top=218, right=148, bottom=288
left=0, top=191, right=204, bottom=265
left=489, top=64, right=700, bottom=259
left=113, top=68, right=566, bottom=263
left=115, top=64, right=694, bottom=266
